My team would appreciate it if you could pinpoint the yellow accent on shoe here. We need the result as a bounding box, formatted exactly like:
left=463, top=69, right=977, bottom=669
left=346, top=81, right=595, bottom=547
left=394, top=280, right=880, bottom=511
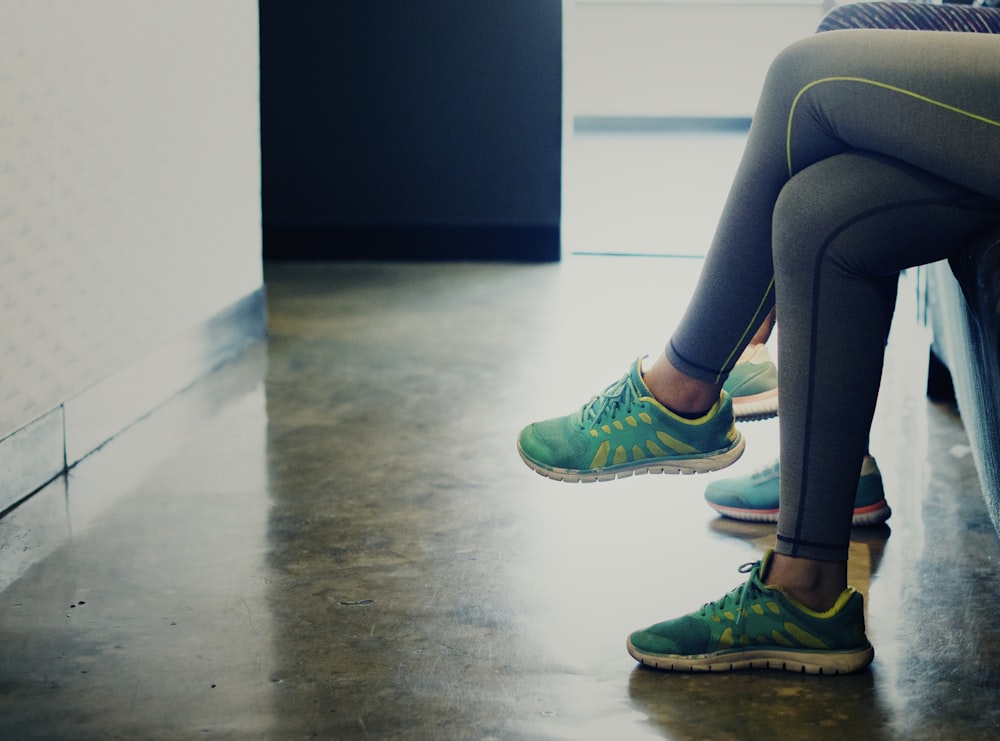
left=771, top=631, right=794, bottom=647
left=631, top=445, right=645, bottom=460
left=626, top=416, right=638, bottom=427
left=590, top=441, right=610, bottom=469
left=613, top=445, right=628, bottom=465
left=649, top=395, right=723, bottom=425
left=774, top=585, right=860, bottom=618
left=784, top=623, right=829, bottom=650
left=719, top=627, right=734, bottom=649
left=655, top=431, right=699, bottom=455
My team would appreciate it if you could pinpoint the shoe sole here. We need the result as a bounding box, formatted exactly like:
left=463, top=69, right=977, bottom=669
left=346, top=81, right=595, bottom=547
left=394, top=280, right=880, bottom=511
left=732, top=388, right=778, bottom=422
left=707, top=499, right=892, bottom=527
left=626, top=638, right=874, bottom=675
left=850, top=500, right=892, bottom=526
left=519, top=435, right=745, bottom=483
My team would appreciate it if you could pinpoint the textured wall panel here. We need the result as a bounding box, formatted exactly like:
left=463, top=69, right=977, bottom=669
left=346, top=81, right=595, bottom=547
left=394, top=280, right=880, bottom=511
left=0, top=1, right=262, bottom=438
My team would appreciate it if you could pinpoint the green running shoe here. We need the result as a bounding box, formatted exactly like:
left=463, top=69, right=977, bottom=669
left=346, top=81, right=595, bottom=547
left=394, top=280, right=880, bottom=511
left=626, top=551, right=874, bottom=674
left=517, top=357, right=744, bottom=482
left=704, top=455, right=891, bottom=526
left=723, top=344, right=778, bottom=422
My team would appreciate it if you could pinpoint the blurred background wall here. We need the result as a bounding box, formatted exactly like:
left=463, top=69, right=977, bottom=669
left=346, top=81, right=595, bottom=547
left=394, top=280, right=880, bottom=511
left=0, top=1, right=264, bottom=509
left=259, top=0, right=563, bottom=262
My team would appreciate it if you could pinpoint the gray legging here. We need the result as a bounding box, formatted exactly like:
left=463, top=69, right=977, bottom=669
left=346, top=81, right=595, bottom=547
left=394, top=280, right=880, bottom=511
left=665, top=29, right=1000, bottom=562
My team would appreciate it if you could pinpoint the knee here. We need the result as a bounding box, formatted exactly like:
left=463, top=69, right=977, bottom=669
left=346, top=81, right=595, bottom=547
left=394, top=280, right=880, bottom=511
left=771, top=166, right=837, bottom=280
left=762, top=29, right=874, bottom=109
left=772, top=153, right=893, bottom=279
left=762, top=32, right=838, bottom=95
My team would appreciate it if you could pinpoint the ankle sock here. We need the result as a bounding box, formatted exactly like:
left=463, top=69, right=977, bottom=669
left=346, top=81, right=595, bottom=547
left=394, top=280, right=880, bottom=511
left=672, top=406, right=713, bottom=420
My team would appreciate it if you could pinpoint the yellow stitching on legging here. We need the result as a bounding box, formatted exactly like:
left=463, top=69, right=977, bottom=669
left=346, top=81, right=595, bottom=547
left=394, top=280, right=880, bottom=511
left=715, top=277, right=775, bottom=384
left=786, top=76, right=1000, bottom=177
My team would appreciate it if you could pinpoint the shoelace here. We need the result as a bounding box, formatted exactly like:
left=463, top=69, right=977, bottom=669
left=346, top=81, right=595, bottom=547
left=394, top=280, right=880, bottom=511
left=578, top=371, right=643, bottom=427
left=750, top=461, right=781, bottom=480
left=699, top=560, right=761, bottom=626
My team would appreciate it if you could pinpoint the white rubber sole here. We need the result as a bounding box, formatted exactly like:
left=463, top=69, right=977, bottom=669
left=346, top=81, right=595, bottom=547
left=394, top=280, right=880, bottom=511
left=732, top=388, right=779, bottom=422
left=626, top=639, right=875, bottom=675
left=519, top=434, right=745, bottom=483
left=707, top=499, right=892, bottom=527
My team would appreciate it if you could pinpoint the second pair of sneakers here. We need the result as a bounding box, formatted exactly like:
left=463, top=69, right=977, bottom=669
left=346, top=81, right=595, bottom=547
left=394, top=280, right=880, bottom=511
left=705, top=456, right=892, bottom=527
left=719, top=344, right=891, bottom=526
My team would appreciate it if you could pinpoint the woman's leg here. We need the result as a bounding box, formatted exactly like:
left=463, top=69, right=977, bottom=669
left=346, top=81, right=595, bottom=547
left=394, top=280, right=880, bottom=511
left=769, top=152, right=1000, bottom=607
left=629, top=151, right=999, bottom=671
left=662, top=29, right=1000, bottom=389
left=520, top=30, right=1000, bottom=489
left=625, top=31, right=1000, bottom=672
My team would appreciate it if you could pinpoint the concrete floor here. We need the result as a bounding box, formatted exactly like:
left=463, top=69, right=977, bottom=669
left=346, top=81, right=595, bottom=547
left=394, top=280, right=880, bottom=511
left=1, top=258, right=999, bottom=739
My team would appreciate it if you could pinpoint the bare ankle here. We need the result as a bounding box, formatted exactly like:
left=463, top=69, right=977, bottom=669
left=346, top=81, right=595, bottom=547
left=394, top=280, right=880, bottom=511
left=642, top=355, right=722, bottom=416
left=765, top=553, right=847, bottom=613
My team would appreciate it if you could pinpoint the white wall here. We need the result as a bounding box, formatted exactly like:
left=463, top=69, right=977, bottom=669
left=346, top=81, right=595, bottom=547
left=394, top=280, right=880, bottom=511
left=0, top=1, right=262, bottom=440
left=565, top=1, right=833, bottom=119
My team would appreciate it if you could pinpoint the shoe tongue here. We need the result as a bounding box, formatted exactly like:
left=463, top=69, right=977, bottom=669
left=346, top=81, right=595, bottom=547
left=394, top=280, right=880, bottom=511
left=757, top=550, right=775, bottom=582
left=576, top=358, right=648, bottom=428
left=631, top=356, right=650, bottom=393
left=753, top=461, right=780, bottom=479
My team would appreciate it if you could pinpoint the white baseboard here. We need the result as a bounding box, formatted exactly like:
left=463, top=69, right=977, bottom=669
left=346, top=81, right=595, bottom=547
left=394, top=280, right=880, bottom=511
left=0, top=287, right=266, bottom=515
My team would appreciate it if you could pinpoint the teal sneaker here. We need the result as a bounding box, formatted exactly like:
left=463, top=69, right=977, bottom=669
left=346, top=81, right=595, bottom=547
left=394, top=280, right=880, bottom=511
left=626, top=551, right=874, bottom=674
left=517, top=357, right=745, bottom=482
left=723, top=344, right=778, bottom=422
left=704, top=455, right=891, bottom=526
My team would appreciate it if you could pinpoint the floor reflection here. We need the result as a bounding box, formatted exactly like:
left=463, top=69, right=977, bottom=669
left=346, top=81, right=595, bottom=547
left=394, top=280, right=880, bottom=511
left=1, top=261, right=999, bottom=738
left=629, top=666, right=890, bottom=740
